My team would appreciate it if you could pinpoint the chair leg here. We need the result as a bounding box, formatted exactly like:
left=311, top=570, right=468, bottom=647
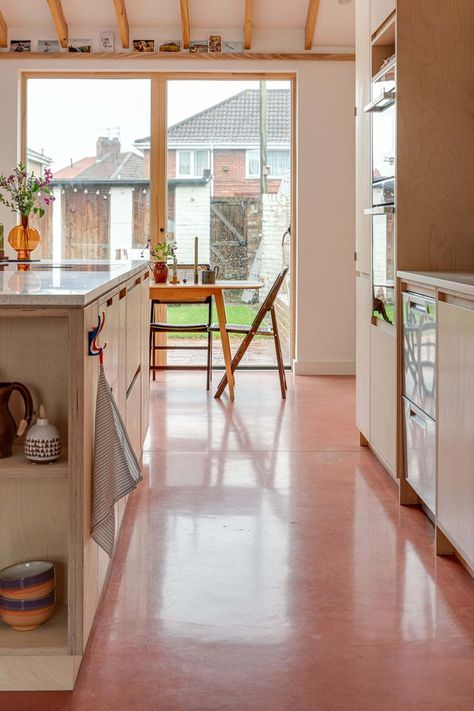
left=270, top=307, right=287, bottom=399
left=214, top=328, right=255, bottom=398
left=206, top=330, right=212, bottom=391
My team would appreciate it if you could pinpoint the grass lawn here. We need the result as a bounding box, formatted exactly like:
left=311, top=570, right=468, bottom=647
left=165, top=303, right=262, bottom=338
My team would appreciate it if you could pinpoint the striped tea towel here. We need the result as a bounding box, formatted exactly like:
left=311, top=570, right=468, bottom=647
left=91, top=364, right=143, bottom=556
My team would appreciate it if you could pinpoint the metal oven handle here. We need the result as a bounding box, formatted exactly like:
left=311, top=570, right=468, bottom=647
left=364, top=89, right=396, bottom=113
left=364, top=205, right=395, bottom=215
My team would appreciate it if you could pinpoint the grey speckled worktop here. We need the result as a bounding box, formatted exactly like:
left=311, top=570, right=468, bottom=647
left=398, top=271, right=474, bottom=298
left=0, top=260, right=147, bottom=306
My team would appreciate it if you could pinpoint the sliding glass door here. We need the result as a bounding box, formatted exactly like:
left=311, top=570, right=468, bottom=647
left=25, top=73, right=294, bottom=367
left=166, top=79, right=293, bottom=367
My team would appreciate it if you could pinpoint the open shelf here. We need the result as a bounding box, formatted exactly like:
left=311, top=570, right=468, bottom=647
left=0, top=603, right=68, bottom=656
left=0, top=446, right=68, bottom=479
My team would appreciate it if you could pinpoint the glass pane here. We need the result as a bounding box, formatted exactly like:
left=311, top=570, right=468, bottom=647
left=178, top=151, right=191, bottom=176
left=167, top=79, right=292, bottom=368
left=247, top=150, right=260, bottom=177
left=26, top=78, right=151, bottom=261
left=194, top=150, right=209, bottom=177
left=268, top=150, right=290, bottom=177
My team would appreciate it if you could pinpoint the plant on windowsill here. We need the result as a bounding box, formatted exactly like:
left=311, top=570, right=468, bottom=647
left=0, top=163, right=55, bottom=261
left=149, top=239, right=176, bottom=283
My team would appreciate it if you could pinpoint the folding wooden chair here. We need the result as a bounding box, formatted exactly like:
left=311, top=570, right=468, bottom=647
left=210, top=268, right=289, bottom=399
left=150, top=264, right=213, bottom=390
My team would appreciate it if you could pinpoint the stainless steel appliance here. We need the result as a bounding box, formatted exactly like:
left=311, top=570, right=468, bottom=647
left=402, top=291, right=437, bottom=513
left=364, top=58, right=396, bottom=324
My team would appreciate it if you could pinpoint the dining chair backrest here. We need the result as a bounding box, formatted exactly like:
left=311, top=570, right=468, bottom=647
left=249, top=268, right=289, bottom=330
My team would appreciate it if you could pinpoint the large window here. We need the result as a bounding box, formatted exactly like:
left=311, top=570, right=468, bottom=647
left=26, top=78, right=151, bottom=261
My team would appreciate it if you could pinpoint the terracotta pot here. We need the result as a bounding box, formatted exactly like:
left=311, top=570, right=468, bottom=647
left=8, top=215, right=41, bottom=261
left=153, top=261, right=169, bottom=283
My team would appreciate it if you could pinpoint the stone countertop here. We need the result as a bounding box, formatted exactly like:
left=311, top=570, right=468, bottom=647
left=398, top=271, right=474, bottom=298
left=0, top=260, right=148, bottom=306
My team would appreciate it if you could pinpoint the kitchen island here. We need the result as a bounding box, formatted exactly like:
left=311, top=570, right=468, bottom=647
left=398, top=271, right=474, bottom=579
left=0, top=261, right=150, bottom=690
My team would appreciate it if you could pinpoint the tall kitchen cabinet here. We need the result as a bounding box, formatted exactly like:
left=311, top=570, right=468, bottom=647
left=355, top=0, right=474, bottom=480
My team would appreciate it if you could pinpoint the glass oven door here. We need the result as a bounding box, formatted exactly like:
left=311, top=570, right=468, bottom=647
left=365, top=206, right=395, bottom=324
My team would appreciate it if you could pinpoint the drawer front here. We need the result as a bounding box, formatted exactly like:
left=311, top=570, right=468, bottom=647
left=126, top=369, right=142, bottom=459
left=403, top=397, right=436, bottom=514
left=402, top=293, right=436, bottom=419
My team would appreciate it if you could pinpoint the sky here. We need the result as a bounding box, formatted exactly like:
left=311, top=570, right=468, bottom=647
left=27, top=79, right=290, bottom=173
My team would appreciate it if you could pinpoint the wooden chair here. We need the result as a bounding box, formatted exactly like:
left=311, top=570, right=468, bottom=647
left=210, top=268, right=289, bottom=399
left=150, top=264, right=213, bottom=389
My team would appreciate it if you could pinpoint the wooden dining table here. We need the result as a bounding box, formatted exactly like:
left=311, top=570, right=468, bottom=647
left=149, top=280, right=262, bottom=400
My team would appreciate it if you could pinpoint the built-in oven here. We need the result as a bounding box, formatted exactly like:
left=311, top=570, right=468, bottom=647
left=364, top=57, right=396, bottom=324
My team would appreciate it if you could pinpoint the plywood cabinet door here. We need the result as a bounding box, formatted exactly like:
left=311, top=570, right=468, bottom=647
left=356, top=275, right=371, bottom=437
left=140, top=274, right=150, bottom=446
left=125, top=279, right=142, bottom=390
left=126, top=369, right=142, bottom=459
left=370, top=324, right=397, bottom=476
left=370, top=0, right=395, bottom=34
left=437, top=301, right=474, bottom=567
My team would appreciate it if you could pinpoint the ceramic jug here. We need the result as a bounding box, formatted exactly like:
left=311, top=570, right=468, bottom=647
left=0, top=382, right=33, bottom=458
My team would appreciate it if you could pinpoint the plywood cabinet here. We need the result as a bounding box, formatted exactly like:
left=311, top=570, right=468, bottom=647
left=356, top=275, right=371, bottom=437
left=437, top=300, right=474, bottom=568
left=370, top=324, right=396, bottom=476
left=0, top=265, right=150, bottom=691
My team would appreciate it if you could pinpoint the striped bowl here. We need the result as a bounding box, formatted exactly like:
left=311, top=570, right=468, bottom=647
left=0, top=561, right=55, bottom=601
left=0, top=590, right=56, bottom=631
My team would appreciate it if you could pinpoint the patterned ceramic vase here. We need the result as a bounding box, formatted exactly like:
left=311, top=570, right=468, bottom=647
left=24, top=405, right=61, bottom=463
left=153, top=261, right=169, bottom=283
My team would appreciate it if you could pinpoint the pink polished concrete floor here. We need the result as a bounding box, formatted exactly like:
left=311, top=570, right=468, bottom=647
left=4, top=373, right=474, bottom=710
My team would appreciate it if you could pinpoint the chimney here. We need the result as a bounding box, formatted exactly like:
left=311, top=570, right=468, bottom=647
left=96, top=136, right=120, bottom=160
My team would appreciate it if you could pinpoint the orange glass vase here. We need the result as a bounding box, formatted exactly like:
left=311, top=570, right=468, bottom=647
left=8, top=216, right=41, bottom=261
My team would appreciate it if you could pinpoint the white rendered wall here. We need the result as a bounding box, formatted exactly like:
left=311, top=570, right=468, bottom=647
left=0, top=55, right=355, bottom=375
left=174, top=183, right=211, bottom=265
left=110, top=187, right=133, bottom=257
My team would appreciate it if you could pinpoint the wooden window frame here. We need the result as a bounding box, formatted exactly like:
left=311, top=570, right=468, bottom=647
left=21, top=70, right=297, bottom=361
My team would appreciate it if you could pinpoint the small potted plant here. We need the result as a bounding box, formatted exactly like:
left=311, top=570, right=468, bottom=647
left=150, top=239, right=176, bottom=283
left=0, top=163, right=55, bottom=261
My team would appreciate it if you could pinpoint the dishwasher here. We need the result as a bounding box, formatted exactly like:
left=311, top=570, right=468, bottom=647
left=402, top=292, right=436, bottom=513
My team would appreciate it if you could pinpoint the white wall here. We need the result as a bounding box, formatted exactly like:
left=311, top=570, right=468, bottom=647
left=174, top=183, right=211, bottom=265
left=0, top=55, right=355, bottom=375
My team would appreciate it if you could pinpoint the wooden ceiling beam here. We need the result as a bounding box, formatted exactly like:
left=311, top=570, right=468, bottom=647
left=244, top=0, right=253, bottom=50
left=113, top=0, right=129, bottom=49
left=305, top=0, right=321, bottom=50
left=180, top=0, right=190, bottom=50
left=0, top=11, right=7, bottom=48
left=46, top=0, right=68, bottom=49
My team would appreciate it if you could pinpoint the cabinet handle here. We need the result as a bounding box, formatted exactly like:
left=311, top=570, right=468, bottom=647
left=409, top=408, right=428, bottom=430
left=364, top=89, right=396, bottom=113
left=364, top=205, right=395, bottom=215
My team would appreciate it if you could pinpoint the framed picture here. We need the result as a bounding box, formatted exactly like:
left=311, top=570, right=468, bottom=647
left=133, top=40, right=155, bottom=53
left=37, top=40, right=60, bottom=53
left=9, top=40, right=31, bottom=53
left=223, top=41, right=243, bottom=53
left=159, top=40, right=181, bottom=53
left=68, top=39, right=92, bottom=53
left=208, top=35, right=222, bottom=53
left=189, top=40, right=208, bottom=54
left=100, top=32, right=115, bottom=53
